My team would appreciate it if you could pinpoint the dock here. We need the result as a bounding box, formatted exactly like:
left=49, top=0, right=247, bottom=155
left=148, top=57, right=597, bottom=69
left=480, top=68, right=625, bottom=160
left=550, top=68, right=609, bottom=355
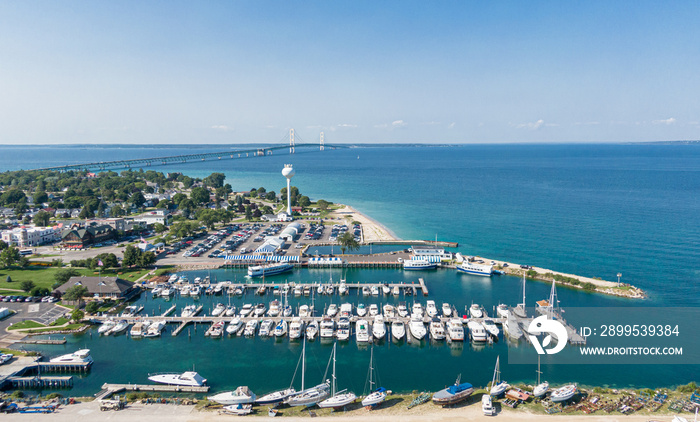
left=97, top=383, right=210, bottom=400
left=5, top=376, right=73, bottom=389
left=14, top=338, right=67, bottom=345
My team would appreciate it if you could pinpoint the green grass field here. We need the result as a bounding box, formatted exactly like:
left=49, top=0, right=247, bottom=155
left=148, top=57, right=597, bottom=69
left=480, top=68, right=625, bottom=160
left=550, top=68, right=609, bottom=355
left=0, top=266, right=157, bottom=294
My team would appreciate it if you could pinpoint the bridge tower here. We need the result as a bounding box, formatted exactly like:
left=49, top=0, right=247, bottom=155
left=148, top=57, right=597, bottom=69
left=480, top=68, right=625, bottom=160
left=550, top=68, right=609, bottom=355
left=289, top=128, right=295, bottom=154
left=320, top=132, right=325, bottom=151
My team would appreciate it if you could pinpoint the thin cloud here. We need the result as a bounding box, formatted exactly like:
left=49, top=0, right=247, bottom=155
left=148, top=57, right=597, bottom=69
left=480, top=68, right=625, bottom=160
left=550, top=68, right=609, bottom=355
left=336, top=123, right=357, bottom=128
left=574, top=121, right=600, bottom=126
left=515, top=119, right=545, bottom=130
left=211, top=125, right=232, bottom=131
left=652, top=117, right=676, bottom=125
left=448, top=122, right=456, bottom=129
left=392, top=120, right=407, bottom=128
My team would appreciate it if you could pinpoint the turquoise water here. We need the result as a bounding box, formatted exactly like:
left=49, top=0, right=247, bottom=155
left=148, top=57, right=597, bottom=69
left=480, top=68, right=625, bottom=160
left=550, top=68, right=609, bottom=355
left=3, top=143, right=699, bottom=395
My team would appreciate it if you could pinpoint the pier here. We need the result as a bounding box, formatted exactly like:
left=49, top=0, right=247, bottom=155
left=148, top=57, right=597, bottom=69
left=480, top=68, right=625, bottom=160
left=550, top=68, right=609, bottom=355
left=14, top=338, right=67, bottom=345
left=97, top=383, right=209, bottom=400
left=5, top=376, right=73, bottom=389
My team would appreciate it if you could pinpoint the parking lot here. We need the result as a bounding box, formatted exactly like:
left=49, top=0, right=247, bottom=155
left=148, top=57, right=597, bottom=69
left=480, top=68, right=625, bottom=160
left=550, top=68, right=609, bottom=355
left=0, top=301, right=68, bottom=333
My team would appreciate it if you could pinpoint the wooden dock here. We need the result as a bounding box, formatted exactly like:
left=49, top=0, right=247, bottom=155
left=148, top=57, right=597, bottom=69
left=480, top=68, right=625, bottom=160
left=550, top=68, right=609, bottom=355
left=14, top=338, right=67, bottom=345
left=97, top=383, right=210, bottom=399
left=5, top=376, right=73, bottom=389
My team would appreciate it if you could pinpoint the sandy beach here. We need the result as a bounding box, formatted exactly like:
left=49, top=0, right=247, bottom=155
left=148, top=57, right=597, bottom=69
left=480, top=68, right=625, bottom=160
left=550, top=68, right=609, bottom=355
left=331, top=205, right=399, bottom=242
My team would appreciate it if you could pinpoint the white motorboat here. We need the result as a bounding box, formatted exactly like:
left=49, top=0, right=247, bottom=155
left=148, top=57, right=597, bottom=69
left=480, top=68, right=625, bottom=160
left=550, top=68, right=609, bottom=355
left=239, top=304, right=253, bottom=317
left=368, top=303, right=379, bottom=316
left=503, top=316, right=523, bottom=340
left=207, top=321, right=225, bottom=338
left=468, top=321, right=488, bottom=342
left=382, top=284, right=391, bottom=295
left=109, top=320, right=130, bottom=335
left=326, top=303, right=338, bottom=317
left=392, top=285, right=400, bottom=296
left=382, top=304, right=396, bottom=318
left=144, top=320, right=166, bottom=338
left=447, top=318, right=465, bottom=341
left=211, top=303, right=226, bottom=317
left=409, top=316, right=426, bottom=340
left=98, top=320, right=116, bottom=335
left=469, top=304, right=483, bottom=318
left=181, top=305, right=197, bottom=318
left=225, top=305, right=237, bottom=317
left=372, top=315, right=386, bottom=340
left=299, top=304, right=310, bottom=318
left=550, top=384, right=577, bottom=402
left=482, top=319, right=500, bottom=337
left=318, top=343, right=357, bottom=409
left=289, top=317, right=304, bottom=339
left=222, top=404, right=252, bottom=415
left=243, top=320, right=258, bottom=336
left=397, top=302, right=409, bottom=317
left=429, top=318, right=446, bottom=340
left=371, top=285, right=379, bottom=296
left=320, top=317, right=335, bottom=339
left=391, top=321, right=405, bottom=341
left=533, top=381, right=550, bottom=398
left=274, top=319, right=288, bottom=337
left=256, top=387, right=296, bottom=405
left=283, top=305, right=293, bottom=317
left=356, top=303, right=367, bottom=317
left=496, top=304, right=510, bottom=318
left=227, top=317, right=243, bottom=335
left=489, top=356, right=509, bottom=396
left=336, top=317, right=351, bottom=341
left=180, top=285, right=191, bottom=296
left=293, top=285, right=302, bottom=296
left=190, top=285, right=202, bottom=296
left=160, top=287, right=173, bottom=297
left=209, top=386, right=256, bottom=405
left=442, top=302, right=452, bottom=317
left=305, top=320, right=319, bottom=340
left=411, top=302, right=424, bottom=318
left=50, top=349, right=93, bottom=364
left=167, top=274, right=178, bottom=283
left=130, top=321, right=146, bottom=337
left=339, top=303, right=353, bottom=317
left=482, top=393, right=495, bottom=416
left=148, top=371, right=207, bottom=387
left=338, top=283, right=348, bottom=295
left=356, top=319, right=370, bottom=343
left=456, top=261, right=493, bottom=276
left=425, top=300, right=438, bottom=317
left=268, top=300, right=281, bottom=317
left=254, top=303, right=267, bottom=317
left=259, top=319, right=275, bottom=337
left=362, top=286, right=371, bottom=296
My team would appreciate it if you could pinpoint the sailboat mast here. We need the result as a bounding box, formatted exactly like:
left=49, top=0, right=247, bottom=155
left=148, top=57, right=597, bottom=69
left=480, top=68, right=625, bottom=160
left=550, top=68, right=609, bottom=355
left=491, top=356, right=500, bottom=387
left=537, top=355, right=542, bottom=385
left=301, top=338, right=306, bottom=391
left=332, top=343, right=337, bottom=396
left=369, top=346, right=375, bottom=390
left=521, top=273, right=526, bottom=308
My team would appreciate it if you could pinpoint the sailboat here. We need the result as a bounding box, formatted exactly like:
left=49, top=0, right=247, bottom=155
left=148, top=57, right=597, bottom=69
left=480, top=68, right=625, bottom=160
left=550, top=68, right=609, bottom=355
left=533, top=355, right=549, bottom=397
left=513, top=272, right=527, bottom=318
left=489, top=356, right=509, bottom=396
left=318, top=343, right=357, bottom=409
left=432, top=374, right=474, bottom=406
left=361, top=346, right=388, bottom=408
left=256, top=344, right=301, bottom=405
left=286, top=339, right=331, bottom=407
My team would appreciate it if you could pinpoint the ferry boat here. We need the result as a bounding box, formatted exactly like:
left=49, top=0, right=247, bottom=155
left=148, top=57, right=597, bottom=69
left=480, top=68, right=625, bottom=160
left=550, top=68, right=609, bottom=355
left=148, top=371, right=207, bottom=387
left=432, top=377, right=474, bottom=406
left=50, top=349, right=93, bottom=364
left=209, top=386, right=256, bottom=405
left=247, top=262, right=294, bottom=278
left=403, top=259, right=437, bottom=270
left=457, top=262, right=493, bottom=276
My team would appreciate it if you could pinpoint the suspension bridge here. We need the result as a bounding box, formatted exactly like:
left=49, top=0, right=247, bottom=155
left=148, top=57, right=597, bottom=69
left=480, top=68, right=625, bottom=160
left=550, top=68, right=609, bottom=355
left=32, top=129, right=345, bottom=172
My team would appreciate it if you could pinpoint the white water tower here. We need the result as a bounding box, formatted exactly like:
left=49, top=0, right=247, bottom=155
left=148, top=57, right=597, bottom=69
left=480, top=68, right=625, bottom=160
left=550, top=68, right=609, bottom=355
left=282, top=164, right=295, bottom=216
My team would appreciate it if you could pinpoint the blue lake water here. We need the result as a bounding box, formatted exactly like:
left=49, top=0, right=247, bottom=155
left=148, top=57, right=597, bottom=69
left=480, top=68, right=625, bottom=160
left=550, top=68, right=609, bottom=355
left=2, top=143, right=699, bottom=395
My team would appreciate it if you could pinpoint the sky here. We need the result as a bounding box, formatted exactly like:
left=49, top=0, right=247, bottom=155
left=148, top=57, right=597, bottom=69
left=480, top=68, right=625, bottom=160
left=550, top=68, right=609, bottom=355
left=0, top=1, right=699, bottom=144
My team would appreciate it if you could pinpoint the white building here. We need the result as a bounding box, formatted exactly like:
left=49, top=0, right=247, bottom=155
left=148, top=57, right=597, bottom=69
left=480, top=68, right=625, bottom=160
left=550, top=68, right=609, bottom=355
left=132, top=209, right=172, bottom=226
left=1, top=225, right=60, bottom=248
left=411, top=246, right=453, bottom=261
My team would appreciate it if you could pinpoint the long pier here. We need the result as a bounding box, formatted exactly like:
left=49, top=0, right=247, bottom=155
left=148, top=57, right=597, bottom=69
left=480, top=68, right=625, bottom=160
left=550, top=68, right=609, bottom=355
left=32, top=143, right=344, bottom=172
left=97, top=383, right=209, bottom=400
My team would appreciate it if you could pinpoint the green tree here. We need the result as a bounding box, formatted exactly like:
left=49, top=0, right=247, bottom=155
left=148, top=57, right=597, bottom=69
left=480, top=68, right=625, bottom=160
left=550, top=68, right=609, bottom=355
left=153, top=223, right=167, bottom=234
left=130, top=191, right=146, bottom=208
left=337, top=232, right=360, bottom=255
left=196, top=209, right=219, bottom=229
left=34, top=190, right=49, bottom=204
left=123, top=245, right=141, bottom=267
left=20, top=280, right=36, bottom=292
left=96, top=201, right=106, bottom=217
left=0, top=240, right=8, bottom=250
left=203, top=172, right=226, bottom=189
left=190, top=187, right=210, bottom=205
left=139, top=251, right=156, bottom=267
left=79, top=205, right=94, bottom=219
left=110, top=204, right=124, bottom=217
left=316, top=199, right=331, bottom=210
left=31, top=287, right=50, bottom=297
left=0, top=247, right=21, bottom=268
left=63, top=285, right=89, bottom=301
left=70, top=309, right=85, bottom=322
left=54, top=268, right=80, bottom=286
left=85, top=301, right=100, bottom=314
left=265, top=191, right=276, bottom=201
left=298, top=195, right=311, bottom=208
left=33, top=210, right=51, bottom=227
left=244, top=205, right=252, bottom=221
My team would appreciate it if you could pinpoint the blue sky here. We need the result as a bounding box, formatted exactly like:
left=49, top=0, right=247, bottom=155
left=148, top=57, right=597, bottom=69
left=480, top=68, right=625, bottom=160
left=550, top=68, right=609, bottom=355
left=0, top=1, right=698, bottom=144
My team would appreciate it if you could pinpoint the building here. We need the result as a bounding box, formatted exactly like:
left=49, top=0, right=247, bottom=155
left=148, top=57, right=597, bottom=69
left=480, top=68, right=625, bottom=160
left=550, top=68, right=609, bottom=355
left=55, top=276, right=138, bottom=300
left=279, top=222, right=302, bottom=241
left=132, top=209, right=172, bottom=226
left=61, top=224, right=116, bottom=248
left=87, top=218, right=134, bottom=233
left=1, top=225, right=60, bottom=248
left=253, top=236, right=287, bottom=255
left=411, top=246, right=453, bottom=261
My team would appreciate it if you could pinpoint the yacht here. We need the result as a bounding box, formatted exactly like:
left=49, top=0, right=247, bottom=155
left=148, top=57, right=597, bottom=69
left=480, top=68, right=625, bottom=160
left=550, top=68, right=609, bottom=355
left=239, top=304, right=253, bottom=317
left=382, top=284, right=391, bottom=295
left=469, top=304, right=483, bottom=318
left=293, top=285, right=302, bottom=296
left=207, top=321, right=225, bottom=338
left=362, top=286, right=371, bottom=296
left=98, top=320, right=116, bottom=335
left=368, top=303, right=379, bottom=316
left=268, top=300, right=281, bottom=317
left=299, top=304, right=311, bottom=317
left=392, top=285, right=400, bottom=296
left=130, top=321, right=146, bottom=337
left=336, top=317, right=351, bottom=341
left=468, top=321, right=487, bottom=342
left=426, top=300, right=438, bottom=318
left=227, top=318, right=243, bottom=335
left=533, top=381, right=550, bottom=398
left=446, top=319, right=465, bottom=341
left=397, top=302, right=409, bottom=317
left=457, top=261, right=493, bottom=276
left=144, top=320, right=166, bottom=338
left=109, top=320, right=130, bottom=335
left=319, top=317, right=335, bottom=339
left=167, top=274, right=178, bottom=283
left=409, top=316, right=427, bottom=340
left=482, top=319, right=500, bottom=337
left=441, top=303, right=452, bottom=317
left=211, top=303, right=226, bottom=317
left=383, top=304, right=396, bottom=318
left=254, top=303, right=267, bottom=317
left=391, top=321, right=405, bottom=341
left=243, top=320, right=258, bottom=337
left=259, top=319, right=275, bottom=337
left=326, top=303, right=338, bottom=317
left=503, top=316, right=523, bottom=340
left=247, top=262, right=294, bottom=278
left=372, top=315, right=386, bottom=340
left=148, top=371, right=207, bottom=387
left=403, top=259, right=437, bottom=270
left=496, top=304, right=510, bottom=318
left=50, top=349, right=93, bottom=364
left=550, top=384, right=577, bottom=402
left=160, top=287, right=173, bottom=297
left=286, top=380, right=330, bottom=407
left=305, top=320, right=319, bottom=340
left=411, top=302, right=424, bottom=318
left=432, top=377, right=474, bottom=406
left=181, top=305, right=197, bottom=318
left=209, top=386, right=256, bottom=405
left=338, top=283, right=348, bottom=295
left=355, top=319, right=370, bottom=343
left=224, top=305, right=236, bottom=317
left=190, top=285, right=202, bottom=296
left=283, top=304, right=293, bottom=317
left=289, top=317, right=304, bottom=339
left=356, top=303, right=367, bottom=317
left=180, top=285, right=191, bottom=296
left=429, top=318, right=446, bottom=340
left=339, top=303, right=353, bottom=318
left=274, top=319, right=288, bottom=337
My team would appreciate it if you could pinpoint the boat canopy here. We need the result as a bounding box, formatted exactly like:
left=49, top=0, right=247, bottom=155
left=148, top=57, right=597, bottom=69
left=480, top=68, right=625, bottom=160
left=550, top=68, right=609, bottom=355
left=447, top=383, right=473, bottom=394
left=223, top=255, right=299, bottom=262
left=411, top=255, right=441, bottom=263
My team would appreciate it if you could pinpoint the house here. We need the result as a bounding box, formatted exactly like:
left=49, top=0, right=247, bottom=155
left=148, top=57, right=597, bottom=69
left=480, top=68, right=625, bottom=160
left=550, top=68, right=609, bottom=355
left=86, top=218, right=133, bottom=233
left=1, top=225, right=60, bottom=247
left=61, top=224, right=116, bottom=248
left=55, top=276, right=138, bottom=300
left=132, top=209, right=172, bottom=226
left=276, top=212, right=293, bottom=222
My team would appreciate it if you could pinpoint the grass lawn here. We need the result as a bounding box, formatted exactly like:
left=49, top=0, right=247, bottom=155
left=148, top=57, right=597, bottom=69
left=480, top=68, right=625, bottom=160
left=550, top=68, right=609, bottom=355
left=50, top=317, right=69, bottom=326
left=0, top=265, right=156, bottom=292
left=7, top=320, right=45, bottom=330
